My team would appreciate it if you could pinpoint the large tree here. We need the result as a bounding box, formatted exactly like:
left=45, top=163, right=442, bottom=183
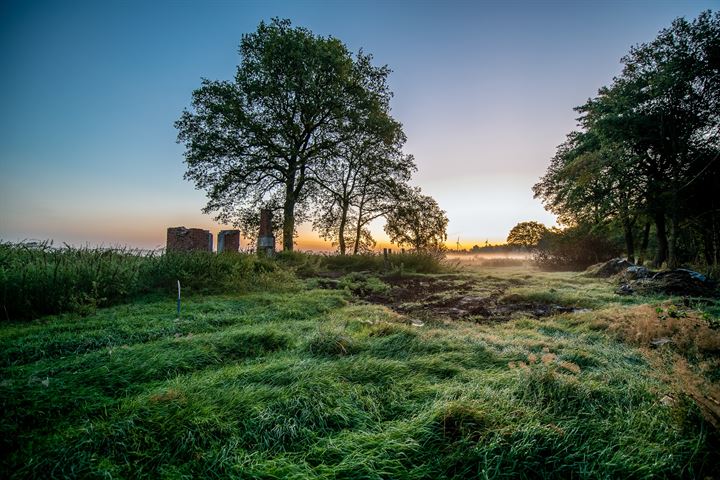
left=533, top=131, right=645, bottom=260
left=384, top=188, right=448, bottom=252
left=506, top=221, right=548, bottom=249
left=578, top=11, right=719, bottom=267
left=176, top=19, right=392, bottom=250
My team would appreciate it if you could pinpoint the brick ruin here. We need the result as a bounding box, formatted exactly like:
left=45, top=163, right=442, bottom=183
left=166, top=211, right=273, bottom=254
left=217, top=230, right=240, bottom=253
left=257, top=209, right=276, bottom=257
left=166, top=227, right=213, bottom=252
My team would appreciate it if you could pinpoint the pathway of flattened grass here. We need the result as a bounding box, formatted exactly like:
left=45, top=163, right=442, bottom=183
left=1, top=279, right=717, bottom=479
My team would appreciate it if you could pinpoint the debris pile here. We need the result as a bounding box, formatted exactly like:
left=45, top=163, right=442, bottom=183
left=617, top=268, right=717, bottom=297
left=585, top=258, right=634, bottom=278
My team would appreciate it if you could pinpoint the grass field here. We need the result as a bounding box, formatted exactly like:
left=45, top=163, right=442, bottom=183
left=1, top=261, right=719, bottom=478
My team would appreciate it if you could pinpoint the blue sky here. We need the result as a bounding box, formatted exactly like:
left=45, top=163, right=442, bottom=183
left=1, top=0, right=717, bottom=249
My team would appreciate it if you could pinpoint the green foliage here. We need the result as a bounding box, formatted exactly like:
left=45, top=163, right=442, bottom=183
left=337, top=272, right=390, bottom=295
left=534, top=11, right=720, bottom=267
left=384, top=187, right=449, bottom=252
left=277, top=251, right=445, bottom=275
left=0, top=242, right=298, bottom=321
left=533, top=225, right=623, bottom=271
left=506, top=221, right=548, bottom=248
left=176, top=18, right=409, bottom=252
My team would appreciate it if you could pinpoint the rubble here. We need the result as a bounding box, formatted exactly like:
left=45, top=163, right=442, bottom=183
left=585, top=258, right=634, bottom=278
left=617, top=268, right=717, bottom=298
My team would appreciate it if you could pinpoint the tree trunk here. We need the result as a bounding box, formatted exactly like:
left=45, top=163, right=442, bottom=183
left=638, top=221, right=651, bottom=265
left=353, top=200, right=365, bottom=255
left=338, top=203, right=348, bottom=255
left=667, top=208, right=679, bottom=269
left=702, top=225, right=714, bottom=266
left=282, top=191, right=295, bottom=252
left=654, top=213, right=668, bottom=268
left=622, top=220, right=635, bottom=263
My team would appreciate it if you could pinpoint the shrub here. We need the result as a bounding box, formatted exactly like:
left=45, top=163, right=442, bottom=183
left=533, top=226, right=623, bottom=271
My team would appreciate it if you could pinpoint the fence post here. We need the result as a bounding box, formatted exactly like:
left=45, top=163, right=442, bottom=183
left=176, top=280, right=181, bottom=318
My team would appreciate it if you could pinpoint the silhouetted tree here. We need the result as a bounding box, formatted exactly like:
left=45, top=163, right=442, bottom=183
left=176, top=19, right=394, bottom=251
left=384, top=188, right=448, bottom=252
left=533, top=131, right=645, bottom=260
left=506, top=221, right=548, bottom=248
left=311, top=82, right=415, bottom=254
left=535, top=11, right=720, bottom=267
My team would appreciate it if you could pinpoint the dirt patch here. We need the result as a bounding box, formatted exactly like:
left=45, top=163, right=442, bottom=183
left=362, top=275, right=579, bottom=322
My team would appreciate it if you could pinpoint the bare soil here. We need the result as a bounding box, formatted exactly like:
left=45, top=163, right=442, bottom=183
left=363, top=274, right=578, bottom=322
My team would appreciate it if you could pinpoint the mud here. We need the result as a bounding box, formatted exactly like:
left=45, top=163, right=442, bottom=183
left=362, top=274, right=579, bottom=322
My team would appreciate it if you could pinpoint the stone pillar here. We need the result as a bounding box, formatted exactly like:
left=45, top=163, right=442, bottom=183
left=218, top=230, right=240, bottom=253
left=166, top=227, right=213, bottom=252
left=257, top=209, right=276, bottom=257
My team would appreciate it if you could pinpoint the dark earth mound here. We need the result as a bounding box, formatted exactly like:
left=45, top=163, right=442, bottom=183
left=619, top=269, right=718, bottom=297
left=586, top=258, right=635, bottom=278
left=362, top=275, right=580, bottom=322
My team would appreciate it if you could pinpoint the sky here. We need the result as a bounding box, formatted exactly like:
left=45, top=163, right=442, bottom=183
left=1, top=0, right=717, bottom=251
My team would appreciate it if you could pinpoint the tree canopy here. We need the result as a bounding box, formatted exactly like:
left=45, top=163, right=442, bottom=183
left=534, top=11, right=720, bottom=268
left=384, top=188, right=449, bottom=252
left=176, top=18, right=413, bottom=251
left=506, top=221, right=548, bottom=248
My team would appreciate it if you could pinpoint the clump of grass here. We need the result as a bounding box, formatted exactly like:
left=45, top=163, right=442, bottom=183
left=337, top=272, right=389, bottom=295
left=598, top=304, right=720, bottom=356
left=368, top=322, right=413, bottom=337
left=431, top=402, right=490, bottom=442
left=305, top=331, right=359, bottom=356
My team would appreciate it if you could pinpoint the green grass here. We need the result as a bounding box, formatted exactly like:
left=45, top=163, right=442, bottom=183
left=0, top=242, right=299, bottom=321
left=275, top=250, right=445, bottom=276
left=2, top=268, right=717, bottom=478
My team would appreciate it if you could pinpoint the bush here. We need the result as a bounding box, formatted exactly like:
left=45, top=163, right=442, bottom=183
left=0, top=242, right=440, bottom=321
left=533, top=227, right=623, bottom=271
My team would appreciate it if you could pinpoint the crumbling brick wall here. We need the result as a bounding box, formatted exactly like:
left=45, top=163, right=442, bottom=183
left=166, top=227, right=213, bottom=252
left=218, top=230, right=240, bottom=253
left=257, top=209, right=275, bottom=256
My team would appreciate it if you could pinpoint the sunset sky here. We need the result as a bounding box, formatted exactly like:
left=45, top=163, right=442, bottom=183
left=1, top=0, right=716, bottom=251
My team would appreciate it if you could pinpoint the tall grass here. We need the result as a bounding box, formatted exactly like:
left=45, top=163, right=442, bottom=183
left=0, top=242, right=295, bottom=321
left=0, top=243, right=441, bottom=321
left=275, top=250, right=445, bottom=276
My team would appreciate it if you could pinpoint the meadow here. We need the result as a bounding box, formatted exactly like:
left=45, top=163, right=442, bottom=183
left=1, top=245, right=719, bottom=478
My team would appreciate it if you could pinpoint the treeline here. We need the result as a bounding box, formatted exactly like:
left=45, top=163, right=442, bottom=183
left=533, top=11, right=719, bottom=270
left=176, top=19, right=447, bottom=254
